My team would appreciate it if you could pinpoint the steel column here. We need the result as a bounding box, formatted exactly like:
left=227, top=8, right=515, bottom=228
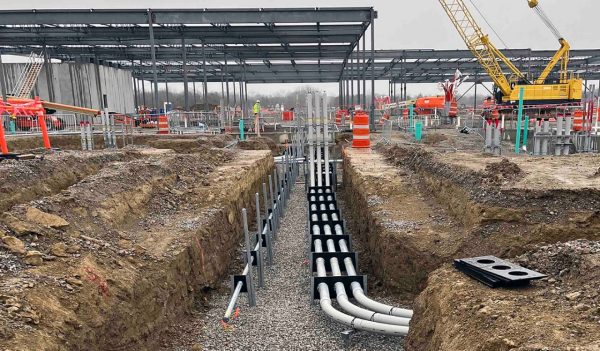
left=370, top=10, right=376, bottom=130
left=202, top=41, right=208, bottom=111
left=147, top=10, right=160, bottom=108
left=182, top=37, right=189, bottom=111
left=362, top=34, right=366, bottom=107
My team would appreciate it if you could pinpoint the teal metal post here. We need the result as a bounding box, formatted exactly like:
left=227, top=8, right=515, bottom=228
left=415, top=121, right=423, bottom=141
left=409, top=104, right=414, bottom=133
left=515, top=87, right=524, bottom=154
left=239, top=118, right=245, bottom=141
left=9, top=118, right=15, bottom=134
left=522, top=115, right=530, bottom=152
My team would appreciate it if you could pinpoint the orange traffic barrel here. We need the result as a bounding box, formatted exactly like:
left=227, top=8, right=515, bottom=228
left=157, top=115, right=169, bottom=134
left=573, top=110, right=585, bottom=131
left=352, top=111, right=370, bottom=148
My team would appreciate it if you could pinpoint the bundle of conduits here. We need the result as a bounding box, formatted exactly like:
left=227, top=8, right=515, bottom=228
left=305, top=91, right=413, bottom=336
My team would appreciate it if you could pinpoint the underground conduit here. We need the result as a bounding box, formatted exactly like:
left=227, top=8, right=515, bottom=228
left=312, top=222, right=413, bottom=325
left=320, top=232, right=411, bottom=326
left=313, top=238, right=410, bottom=336
left=312, top=202, right=414, bottom=319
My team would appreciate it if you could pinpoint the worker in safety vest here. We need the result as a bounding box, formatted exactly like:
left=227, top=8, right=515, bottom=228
left=253, top=100, right=261, bottom=137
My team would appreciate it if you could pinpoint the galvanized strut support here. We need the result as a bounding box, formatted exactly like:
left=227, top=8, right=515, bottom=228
left=223, top=135, right=300, bottom=323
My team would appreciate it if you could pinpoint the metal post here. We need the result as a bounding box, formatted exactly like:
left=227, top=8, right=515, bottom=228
left=242, top=209, right=256, bottom=307
left=362, top=35, right=366, bottom=107
left=315, top=93, right=323, bottom=187
left=324, top=92, right=331, bottom=187
left=254, top=193, right=264, bottom=287
left=268, top=175, right=276, bottom=234
left=93, top=55, right=103, bottom=111
left=43, top=44, right=55, bottom=102
left=370, top=10, right=376, bottom=131
left=193, top=81, right=197, bottom=107
left=132, top=76, right=139, bottom=111
left=307, top=93, right=315, bottom=187
left=202, top=41, right=208, bottom=111
left=350, top=58, right=354, bottom=107
left=515, top=87, right=524, bottom=154
left=141, top=79, right=146, bottom=107
left=147, top=10, right=159, bottom=109
left=165, top=80, right=169, bottom=105
left=182, top=37, right=189, bottom=111
left=262, top=182, right=273, bottom=265
left=356, top=49, right=361, bottom=107
left=0, top=51, right=7, bottom=102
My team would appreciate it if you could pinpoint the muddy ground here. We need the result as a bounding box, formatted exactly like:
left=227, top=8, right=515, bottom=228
left=342, top=132, right=600, bottom=350
left=0, top=136, right=273, bottom=350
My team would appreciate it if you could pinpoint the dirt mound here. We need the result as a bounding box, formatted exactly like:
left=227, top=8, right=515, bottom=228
left=0, top=151, right=138, bottom=213
left=145, top=135, right=235, bottom=153
left=406, top=240, right=600, bottom=351
left=237, top=137, right=280, bottom=154
left=422, top=133, right=448, bottom=145
left=482, top=158, right=523, bottom=184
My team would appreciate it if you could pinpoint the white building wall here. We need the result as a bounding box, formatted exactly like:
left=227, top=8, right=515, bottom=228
left=3, top=62, right=135, bottom=113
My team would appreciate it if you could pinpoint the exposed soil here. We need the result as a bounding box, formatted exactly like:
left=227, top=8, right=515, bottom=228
left=407, top=240, right=600, bottom=351
left=236, top=136, right=281, bottom=155
left=5, top=134, right=237, bottom=154
left=0, top=144, right=273, bottom=350
left=0, top=150, right=140, bottom=213
left=422, top=133, right=448, bottom=146
left=342, top=141, right=600, bottom=350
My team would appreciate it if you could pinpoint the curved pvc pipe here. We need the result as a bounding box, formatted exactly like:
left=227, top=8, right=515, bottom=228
left=318, top=233, right=410, bottom=326
left=318, top=283, right=409, bottom=336
left=338, top=239, right=414, bottom=319
left=314, top=240, right=409, bottom=335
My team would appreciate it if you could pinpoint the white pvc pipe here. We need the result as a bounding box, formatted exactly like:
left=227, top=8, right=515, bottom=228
left=315, top=92, right=323, bottom=187
left=323, top=91, right=331, bottom=187
left=307, top=93, right=315, bottom=187
left=338, top=239, right=413, bottom=319
left=317, top=284, right=409, bottom=336
left=314, top=239, right=410, bottom=335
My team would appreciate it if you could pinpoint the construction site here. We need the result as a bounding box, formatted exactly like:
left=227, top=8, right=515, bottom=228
left=0, top=2, right=599, bottom=351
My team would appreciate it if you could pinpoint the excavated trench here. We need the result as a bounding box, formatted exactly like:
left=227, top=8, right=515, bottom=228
left=342, top=144, right=600, bottom=350
left=0, top=141, right=273, bottom=350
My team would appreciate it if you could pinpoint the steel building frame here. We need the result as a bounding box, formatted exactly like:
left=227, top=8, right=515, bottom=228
left=0, top=7, right=377, bottom=113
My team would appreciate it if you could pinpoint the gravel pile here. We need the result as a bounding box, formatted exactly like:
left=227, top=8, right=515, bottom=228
left=195, top=183, right=405, bottom=350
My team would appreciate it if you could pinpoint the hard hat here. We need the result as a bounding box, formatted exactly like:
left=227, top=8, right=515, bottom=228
left=256, top=100, right=260, bottom=103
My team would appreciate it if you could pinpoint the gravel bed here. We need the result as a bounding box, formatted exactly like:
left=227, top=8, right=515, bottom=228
left=194, top=181, right=405, bottom=350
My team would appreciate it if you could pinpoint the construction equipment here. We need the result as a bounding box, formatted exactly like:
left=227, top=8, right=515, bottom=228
left=439, top=0, right=582, bottom=106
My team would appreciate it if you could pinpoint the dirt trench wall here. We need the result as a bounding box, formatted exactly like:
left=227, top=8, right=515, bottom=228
left=342, top=146, right=600, bottom=297
left=0, top=150, right=139, bottom=213
left=0, top=150, right=273, bottom=351
left=384, top=146, right=600, bottom=258
left=406, top=241, right=600, bottom=351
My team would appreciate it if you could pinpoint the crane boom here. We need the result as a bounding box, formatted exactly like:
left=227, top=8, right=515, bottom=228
left=527, top=0, right=570, bottom=84
left=438, top=0, right=527, bottom=97
left=439, top=0, right=582, bottom=106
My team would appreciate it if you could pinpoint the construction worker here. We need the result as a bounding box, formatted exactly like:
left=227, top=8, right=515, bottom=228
left=253, top=99, right=261, bottom=137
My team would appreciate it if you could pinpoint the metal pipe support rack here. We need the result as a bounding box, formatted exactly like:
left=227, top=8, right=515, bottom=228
left=223, top=141, right=300, bottom=322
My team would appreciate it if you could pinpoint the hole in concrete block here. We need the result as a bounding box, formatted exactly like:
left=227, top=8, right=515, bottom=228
left=508, top=271, right=528, bottom=276
left=477, top=259, right=495, bottom=264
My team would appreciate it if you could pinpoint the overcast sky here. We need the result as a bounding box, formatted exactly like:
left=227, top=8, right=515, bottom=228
left=4, top=0, right=597, bottom=98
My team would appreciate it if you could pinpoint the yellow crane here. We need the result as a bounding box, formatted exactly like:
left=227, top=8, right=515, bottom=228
left=439, top=0, right=582, bottom=106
